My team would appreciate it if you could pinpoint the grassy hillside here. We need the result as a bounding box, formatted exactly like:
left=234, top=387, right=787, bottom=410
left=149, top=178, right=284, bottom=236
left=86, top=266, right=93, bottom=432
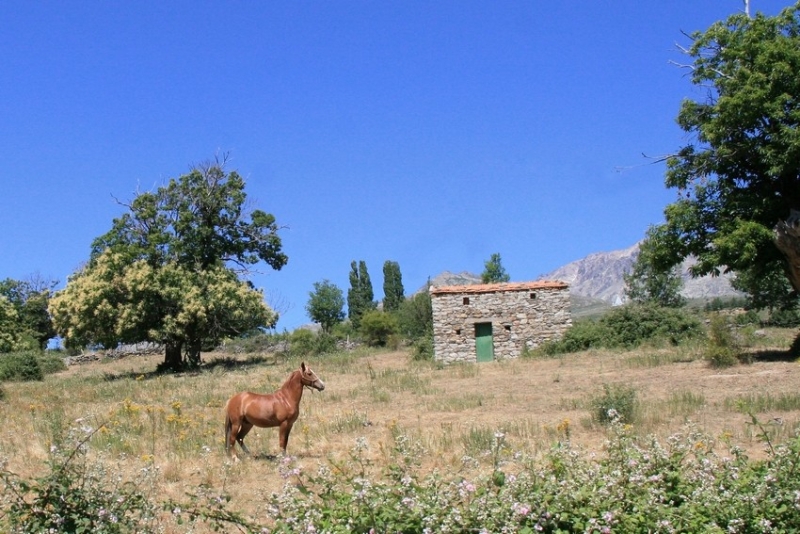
left=1, top=329, right=799, bottom=531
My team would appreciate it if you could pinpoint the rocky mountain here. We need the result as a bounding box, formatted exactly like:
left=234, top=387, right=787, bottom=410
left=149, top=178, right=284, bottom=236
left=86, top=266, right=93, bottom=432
left=425, top=244, right=740, bottom=311
left=538, top=243, right=740, bottom=306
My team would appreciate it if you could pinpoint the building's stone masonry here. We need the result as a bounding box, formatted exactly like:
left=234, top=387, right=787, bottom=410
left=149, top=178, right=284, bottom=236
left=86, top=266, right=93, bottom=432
left=430, top=281, right=571, bottom=364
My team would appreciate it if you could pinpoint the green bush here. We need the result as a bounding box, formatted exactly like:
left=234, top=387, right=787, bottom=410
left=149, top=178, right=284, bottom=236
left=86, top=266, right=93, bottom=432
left=705, top=314, right=746, bottom=367
left=410, top=335, right=433, bottom=361
left=37, top=352, right=68, bottom=375
left=0, top=351, right=43, bottom=381
left=289, top=329, right=337, bottom=357
left=359, top=310, right=399, bottom=347
left=591, top=383, right=637, bottom=424
left=542, top=304, right=703, bottom=355
left=767, top=307, right=800, bottom=327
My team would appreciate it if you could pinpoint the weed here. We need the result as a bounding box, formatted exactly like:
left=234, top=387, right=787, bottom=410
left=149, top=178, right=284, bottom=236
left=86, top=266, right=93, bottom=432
left=590, top=383, right=637, bottom=424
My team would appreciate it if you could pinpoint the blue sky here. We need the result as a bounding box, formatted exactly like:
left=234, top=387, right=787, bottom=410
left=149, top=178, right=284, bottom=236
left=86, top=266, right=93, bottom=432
left=1, top=1, right=792, bottom=331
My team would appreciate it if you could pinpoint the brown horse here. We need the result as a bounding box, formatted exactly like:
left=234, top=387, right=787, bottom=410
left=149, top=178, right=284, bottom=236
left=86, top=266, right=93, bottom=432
left=224, top=362, right=325, bottom=459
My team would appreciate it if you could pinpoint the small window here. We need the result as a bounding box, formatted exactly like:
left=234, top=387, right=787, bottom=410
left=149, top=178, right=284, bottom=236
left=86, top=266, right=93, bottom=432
left=463, top=297, right=470, bottom=305
left=504, top=325, right=511, bottom=332
left=530, top=292, right=537, bottom=300
left=456, top=328, right=462, bottom=335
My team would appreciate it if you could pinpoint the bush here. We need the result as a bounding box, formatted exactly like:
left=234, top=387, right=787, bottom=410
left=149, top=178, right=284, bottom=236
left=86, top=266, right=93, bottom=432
left=411, top=335, right=434, bottom=361
left=541, top=304, right=703, bottom=355
left=767, top=308, right=800, bottom=327
left=591, top=383, right=637, bottom=424
left=289, top=329, right=337, bottom=357
left=359, top=310, right=399, bottom=347
left=0, top=425, right=158, bottom=532
left=37, top=352, right=68, bottom=375
left=705, top=314, right=746, bottom=367
left=0, top=351, right=43, bottom=381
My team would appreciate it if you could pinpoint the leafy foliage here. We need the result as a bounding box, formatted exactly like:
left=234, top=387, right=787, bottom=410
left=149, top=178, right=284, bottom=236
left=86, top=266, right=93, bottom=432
left=0, top=424, right=158, bottom=533
left=49, top=159, right=285, bottom=370
left=481, top=252, right=510, bottom=283
left=0, top=351, right=67, bottom=382
left=347, top=260, right=375, bottom=329
left=382, top=260, right=405, bottom=312
left=591, top=384, right=638, bottom=424
left=397, top=290, right=433, bottom=341
left=260, top=421, right=800, bottom=533
left=306, top=279, right=345, bottom=333
left=705, top=314, right=747, bottom=367
left=541, top=304, right=703, bottom=354
left=623, top=232, right=685, bottom=308
left=359, top=310, right=399, bottom=347
left=652, top=5, right=800, bottom=308
left=0, top=276, right=57, bottom=352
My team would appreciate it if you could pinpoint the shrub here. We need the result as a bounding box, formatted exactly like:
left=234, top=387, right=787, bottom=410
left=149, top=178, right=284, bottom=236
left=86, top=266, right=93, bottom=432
left=591, top=383, right=637, bottom=424
left=289, top=329, right=317, bottom=357
left=37, top=352, right=68, bottom=375
left=359, top=310, right=399, bottom=347
left=542, top=304, right=703, bottom=355
left=705, top=314, right=746, bottom=367
left=0, top=351, right=43, bottom=381
left=410, top=335, right=434, bottom=361
left=767, top=307, right=800, bottom=327
left=0, top=425, right=158, bottom=533
left=289, top=329, right=337, bottom=357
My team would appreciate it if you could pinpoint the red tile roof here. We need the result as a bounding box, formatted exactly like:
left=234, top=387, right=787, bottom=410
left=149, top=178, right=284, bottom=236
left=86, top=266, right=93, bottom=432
left=429, top=280, right=568, bottom=295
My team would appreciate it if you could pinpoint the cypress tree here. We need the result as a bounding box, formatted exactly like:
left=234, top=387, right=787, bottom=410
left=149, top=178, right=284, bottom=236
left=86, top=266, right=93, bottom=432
left=348, top=260, right=375, bottom=329
left=382, top=260, right=405, bottom=312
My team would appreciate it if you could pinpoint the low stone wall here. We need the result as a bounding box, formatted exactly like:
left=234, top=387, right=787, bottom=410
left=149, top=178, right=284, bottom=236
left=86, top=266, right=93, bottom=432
left=431, top=281, right=571, bottom=364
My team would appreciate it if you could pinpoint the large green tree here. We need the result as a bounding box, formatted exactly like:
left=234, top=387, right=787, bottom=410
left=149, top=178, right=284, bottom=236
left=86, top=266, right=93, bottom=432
left=347, top=260, right=375, bottom=329
left=623, top=231, right=686, bottom=308
left=49, top=158, right=287, bottom=370
left=481, top=253, right=510, bottom=284
left=0, top=275, right=57, bottom=351
left=650, top=4, right=800, bottom=314
left=382, top=260, right=405, bottom=312
left=306, top=279, right=345, bottom=333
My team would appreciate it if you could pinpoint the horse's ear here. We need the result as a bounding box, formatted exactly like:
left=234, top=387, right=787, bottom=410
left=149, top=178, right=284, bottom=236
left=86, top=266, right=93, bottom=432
left=301, top=361, right=307, bottom=372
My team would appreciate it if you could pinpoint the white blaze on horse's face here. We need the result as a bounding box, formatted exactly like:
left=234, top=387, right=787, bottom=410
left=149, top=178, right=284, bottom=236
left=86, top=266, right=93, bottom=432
left=300, top=362, right=325, bottom=391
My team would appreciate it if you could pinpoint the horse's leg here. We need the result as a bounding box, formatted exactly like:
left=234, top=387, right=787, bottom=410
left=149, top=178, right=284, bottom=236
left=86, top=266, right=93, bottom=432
left=227, top=417, right=243, bottom=459
left=236, top=422, right=254, bottom=456
left=279, top=421, right=294, bottom=455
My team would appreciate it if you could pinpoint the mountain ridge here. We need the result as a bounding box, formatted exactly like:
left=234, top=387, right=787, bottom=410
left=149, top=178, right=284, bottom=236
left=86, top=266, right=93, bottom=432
left=426, top=243, right=740, bottom=309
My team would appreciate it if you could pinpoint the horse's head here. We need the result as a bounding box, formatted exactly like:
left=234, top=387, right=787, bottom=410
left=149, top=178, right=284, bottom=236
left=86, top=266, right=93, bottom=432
left=300, top=362, right=325, bottom=391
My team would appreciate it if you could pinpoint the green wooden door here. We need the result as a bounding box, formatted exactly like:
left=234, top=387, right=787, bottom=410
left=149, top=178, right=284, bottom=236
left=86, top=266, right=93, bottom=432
left=475, top=322, right=494, bottom=362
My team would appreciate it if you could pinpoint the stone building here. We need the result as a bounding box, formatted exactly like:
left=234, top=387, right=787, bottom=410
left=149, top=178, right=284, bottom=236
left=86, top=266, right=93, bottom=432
left=430, top=281, right=571, bottom=364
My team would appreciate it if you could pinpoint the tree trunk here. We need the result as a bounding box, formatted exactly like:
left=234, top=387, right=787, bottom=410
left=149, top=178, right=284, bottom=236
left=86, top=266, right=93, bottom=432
left=774, top=210, right=800, bottom=292
left=163, top=341, right=184, bottom=372
left=185, top=338, right=202, bottom=368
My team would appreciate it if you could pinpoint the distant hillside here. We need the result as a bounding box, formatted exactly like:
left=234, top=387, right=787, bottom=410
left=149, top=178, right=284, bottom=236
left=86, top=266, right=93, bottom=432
left=539, top=243, right=741, bottom=306
left=424, top=244, right=741, bottom=317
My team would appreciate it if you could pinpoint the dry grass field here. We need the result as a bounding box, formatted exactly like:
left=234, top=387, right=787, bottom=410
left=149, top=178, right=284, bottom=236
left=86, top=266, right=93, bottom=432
left=1, top=327, right=799, bottom=530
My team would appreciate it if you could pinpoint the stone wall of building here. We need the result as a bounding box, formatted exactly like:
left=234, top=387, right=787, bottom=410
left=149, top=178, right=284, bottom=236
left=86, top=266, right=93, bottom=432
left=430, top=281, right=571, bottom=365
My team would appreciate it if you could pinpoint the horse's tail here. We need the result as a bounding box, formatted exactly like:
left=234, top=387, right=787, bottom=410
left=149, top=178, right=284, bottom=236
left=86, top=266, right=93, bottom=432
left=223, top=400, right=232, bottom=454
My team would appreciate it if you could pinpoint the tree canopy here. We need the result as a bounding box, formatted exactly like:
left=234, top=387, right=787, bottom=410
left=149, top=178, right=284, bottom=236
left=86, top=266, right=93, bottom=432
left=481, top=253, right=510, bottom=284
left=306, top=279, right=345, bottom=333
left=382, top=260, right=404, bottom=312
left=0, top=276, right=57, bottom=351
left=649, top=4, right=800, bottom=310
left=347, top=260, right=375, bottom=329
left=49, top=159, right=286, bottom=369
left=623, top=232, right=686, bottom=308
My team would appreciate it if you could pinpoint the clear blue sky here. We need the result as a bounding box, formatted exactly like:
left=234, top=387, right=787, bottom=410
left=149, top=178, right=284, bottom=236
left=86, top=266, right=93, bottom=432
left=0, top=1, right=791, bottom=331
